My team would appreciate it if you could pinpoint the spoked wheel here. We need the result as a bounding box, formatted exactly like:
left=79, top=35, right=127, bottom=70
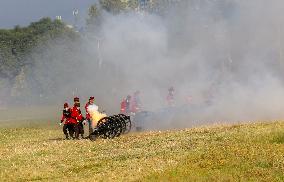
left=103, top=130, right=115, bottom=139
left=97, top=117, right=109, bottom=127
left=118, top=114, right=132, bottom=134
left=115, top=116, right=126, bottom=134
left=89, top=114, right=132, bottom=141
left=124, top=119, right=131, bottom=134
left=112, top=116, right=124, bottom=137
left=102, top=117, right=117, bottom=139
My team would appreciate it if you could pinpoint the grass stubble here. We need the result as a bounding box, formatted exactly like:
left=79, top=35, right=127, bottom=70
left=0, top=121, right=284, bottom=181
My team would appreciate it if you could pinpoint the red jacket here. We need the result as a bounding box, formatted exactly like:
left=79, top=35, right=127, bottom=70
left=61, top=108, right=71, bottom=124
left=120, top=99, right=126, bottom=114
left=70, top=106, right=83, bottom=124
left=131, top=95, right=141, bottom=113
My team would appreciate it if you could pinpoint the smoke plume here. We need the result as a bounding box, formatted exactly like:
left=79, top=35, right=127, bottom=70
left=3, top=0, right=284, bottom=129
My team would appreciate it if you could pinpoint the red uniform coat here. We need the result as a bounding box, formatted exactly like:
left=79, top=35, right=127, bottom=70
left=120, top=99, right=126, bottom=114
left=131, top=95, right=141, bottom=113
left=70, top=106, right=83, bottom=124
left=61, top=108, right=71, bottom=124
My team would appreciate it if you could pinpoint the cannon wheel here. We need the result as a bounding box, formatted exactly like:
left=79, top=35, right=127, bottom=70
left=102, top=117, right=117, bottom=139
left=97, top=117, right=109, bottom=127
left=89, top=128, right=100, bottom=141
left=118, top=114, right=132, bottom=134
left=89, top=114, right=132, bottom=141
left=112, top=115, right=124, bottom=137
left=116, top=115, right=127, bottom=134
left=89, top=134, right=97, bottom=141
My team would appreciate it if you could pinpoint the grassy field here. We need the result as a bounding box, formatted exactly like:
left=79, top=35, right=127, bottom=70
left=1, top=121, right=284, bottom=181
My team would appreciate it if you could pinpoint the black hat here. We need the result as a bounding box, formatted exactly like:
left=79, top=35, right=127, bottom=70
left=74, top=97, right=80, bottom=102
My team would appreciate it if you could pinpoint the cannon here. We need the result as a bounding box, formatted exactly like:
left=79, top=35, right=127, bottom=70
left=89, top=114, right=131, bottom=141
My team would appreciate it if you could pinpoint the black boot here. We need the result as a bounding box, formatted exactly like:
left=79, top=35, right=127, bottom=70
left=65, top=135, right=69, bottom=140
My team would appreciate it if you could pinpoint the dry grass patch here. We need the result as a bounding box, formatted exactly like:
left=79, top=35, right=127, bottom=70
left=1, top=121, right=284, bottom=181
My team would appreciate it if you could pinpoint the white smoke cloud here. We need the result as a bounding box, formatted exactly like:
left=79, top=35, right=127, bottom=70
left=4, top=0, right=284, bottom=129
left=88, top=0, right=284, bottom=126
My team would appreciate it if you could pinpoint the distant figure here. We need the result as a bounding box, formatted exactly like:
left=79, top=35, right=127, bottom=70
left=60, top=103, right=74, bottom=139
left=120, top=98, right=127, bottom=114
left=131, top=91, right=142, bottom=113
left=125, top=95, right=132, bottom=115
left=166, top=86, right=175, bottom=106
left=85, top=96, right=95, bottom=134
left=71, top=97, right=84, bottom=139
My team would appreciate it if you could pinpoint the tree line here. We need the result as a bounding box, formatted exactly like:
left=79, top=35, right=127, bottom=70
left=0, top=0, right=175, bottom=105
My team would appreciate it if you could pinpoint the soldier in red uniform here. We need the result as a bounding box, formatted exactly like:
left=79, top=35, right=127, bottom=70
left=131, top=91, right=142, bottom=114
left=85, top=96, right=95, bottom=134
left=120, top=98, right=126, bottom=114
left=60, top=103, right=73, bottom=139
left=125, top=95, right=131, bottom=115
left=71, top=97, right=84, bottom=139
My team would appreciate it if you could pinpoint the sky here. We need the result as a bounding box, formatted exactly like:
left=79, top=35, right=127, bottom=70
left=0, top=0, right=96, bottom=28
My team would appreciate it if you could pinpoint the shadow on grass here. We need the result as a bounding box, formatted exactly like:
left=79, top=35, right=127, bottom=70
left=48, top=137, right=65, bottom=141
left=47, top=137, right=91, bottom=141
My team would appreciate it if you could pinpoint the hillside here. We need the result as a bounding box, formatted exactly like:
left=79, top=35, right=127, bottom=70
left=1, top=121, right=284, bottom=181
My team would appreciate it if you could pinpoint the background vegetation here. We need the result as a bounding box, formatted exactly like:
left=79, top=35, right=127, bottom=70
left=0, top=17, right=78, bottom=105
left=0, top=0, right=168, bottom=106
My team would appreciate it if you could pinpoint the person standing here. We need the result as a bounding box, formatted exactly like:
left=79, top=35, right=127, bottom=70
left=85, top=96, right=95, bottom=134
left=120, top=98, right=127, bottom=114
left=71, top=97, right=84, bottom=139
left=125, top=95, right=132, bottom=115
left=60, top=103, right=73, bottom=139
left=131, top=91, right=142, bottom=114
left=166, top=86, right=175, bottom=107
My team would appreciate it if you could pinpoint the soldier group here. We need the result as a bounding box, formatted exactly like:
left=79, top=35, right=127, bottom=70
left=119, top=87, right=176, bottom=115
left=60, top=88, right=176, bottom=139
left=60, top=96, right=95, bottom=140
left=120, top=91, right=142, bottom=115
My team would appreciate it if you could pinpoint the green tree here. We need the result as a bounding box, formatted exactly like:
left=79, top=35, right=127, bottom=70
left=99, top=0, right=127, bottom=14
left=87, top=4, right=102, bottom=26
left=0, top=17, right=78, bottom=104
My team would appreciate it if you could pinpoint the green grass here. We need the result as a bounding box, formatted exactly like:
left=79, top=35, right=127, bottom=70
left=1, top=121, right=284, bottom=181
left=0, top=106, right=58, bottom=129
